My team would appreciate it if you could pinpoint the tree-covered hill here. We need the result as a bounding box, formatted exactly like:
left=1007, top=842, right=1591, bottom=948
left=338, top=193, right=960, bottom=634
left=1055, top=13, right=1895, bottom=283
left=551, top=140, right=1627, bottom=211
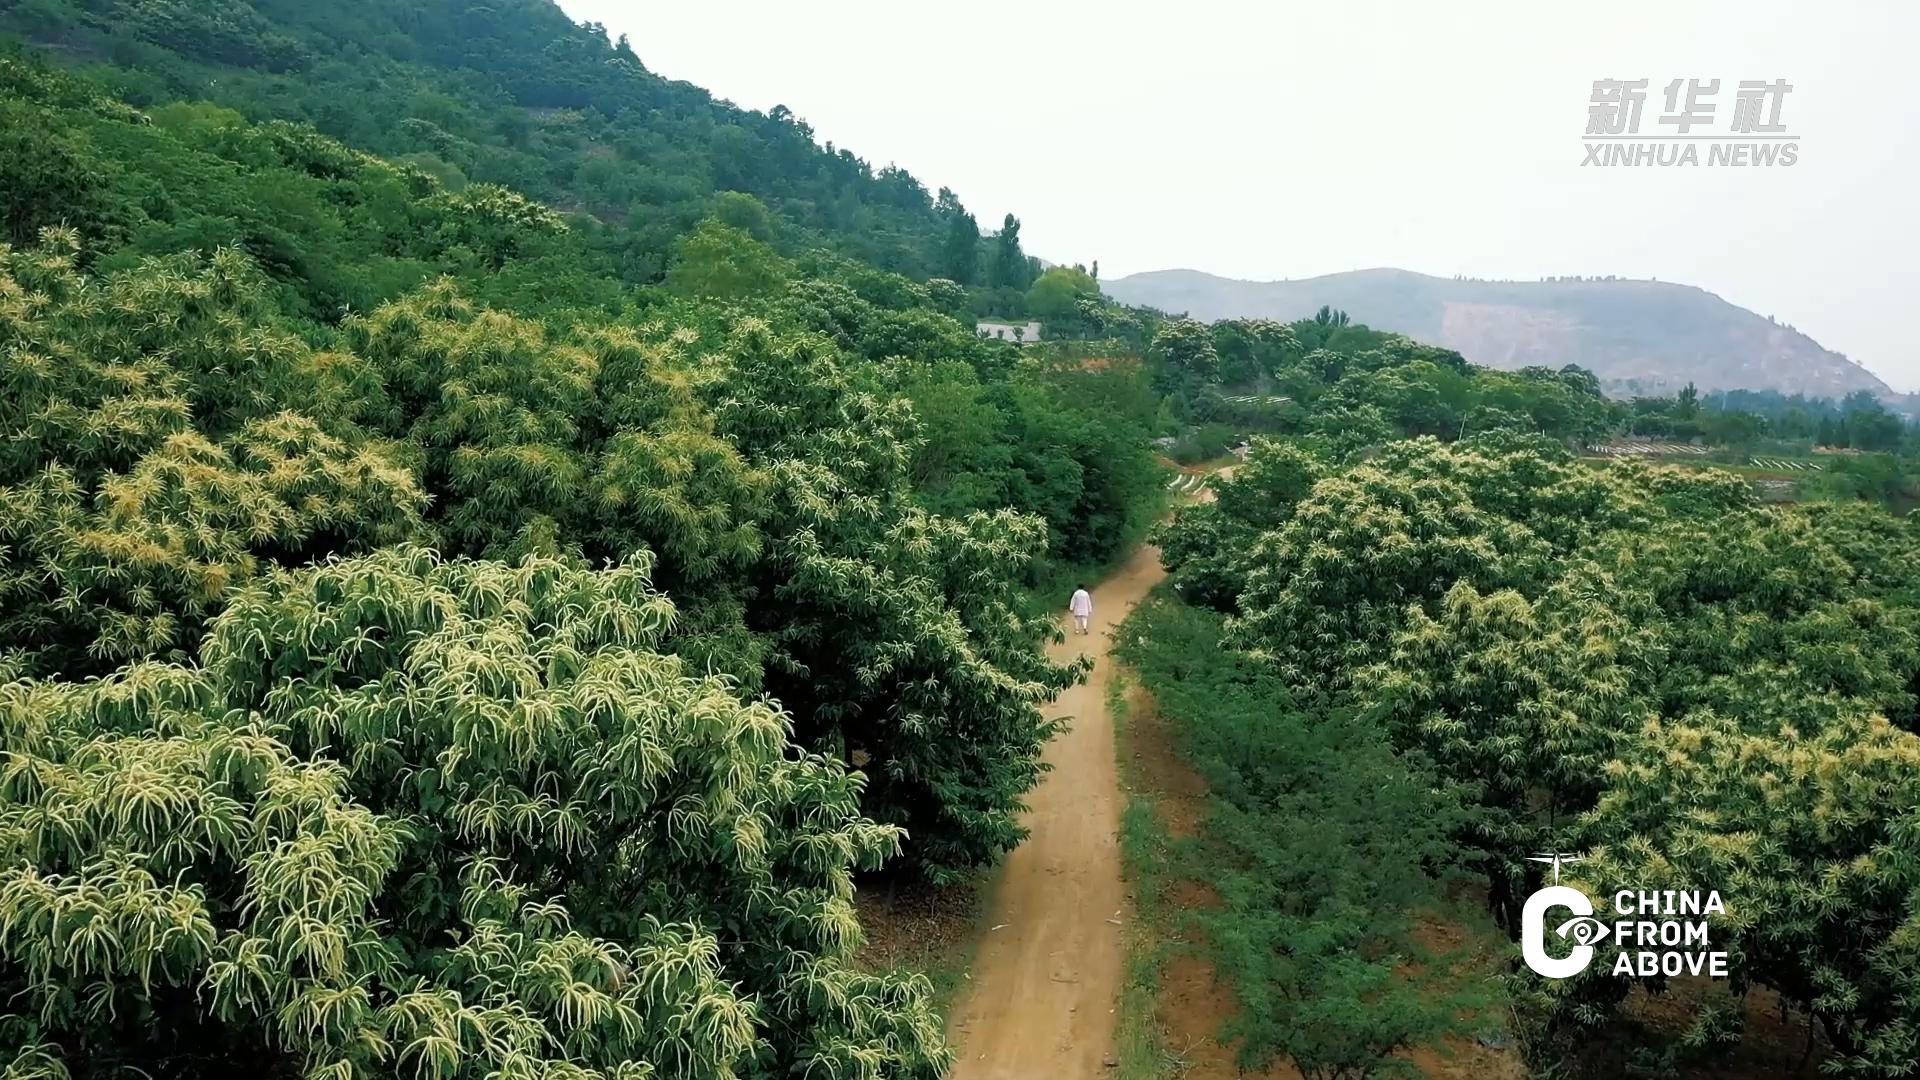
left=1105, top=266, right=1890, bottom=399
left=0, top=46, right=1174, bottom=863
left=14, top=6, right=1920, bottom=1076
left=0, top=41, right=1179, bottom=1075
left=1, top=0, right=997, bottom=286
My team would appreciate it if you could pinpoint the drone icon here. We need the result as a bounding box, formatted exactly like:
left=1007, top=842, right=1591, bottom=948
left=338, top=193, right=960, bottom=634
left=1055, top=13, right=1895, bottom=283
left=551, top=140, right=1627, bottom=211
left=1528, top=853, right=1585, bottom=885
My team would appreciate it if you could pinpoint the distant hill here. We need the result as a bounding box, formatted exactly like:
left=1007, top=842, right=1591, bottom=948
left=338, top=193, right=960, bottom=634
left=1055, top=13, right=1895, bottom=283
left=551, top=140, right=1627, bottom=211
left=1101, top=268, right=1889, bottom=399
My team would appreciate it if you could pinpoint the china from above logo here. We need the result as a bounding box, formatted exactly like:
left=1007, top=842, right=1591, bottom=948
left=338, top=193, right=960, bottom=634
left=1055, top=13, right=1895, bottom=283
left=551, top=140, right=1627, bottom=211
left=1583, top=78, right=1798, bottom=167
left=1520, top=853, right=1731, bottom=980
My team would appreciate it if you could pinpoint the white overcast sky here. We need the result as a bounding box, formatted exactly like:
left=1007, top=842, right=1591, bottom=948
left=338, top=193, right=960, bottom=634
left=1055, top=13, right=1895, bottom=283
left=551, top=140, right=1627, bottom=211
left=558, top=0, right=1920, bottom=390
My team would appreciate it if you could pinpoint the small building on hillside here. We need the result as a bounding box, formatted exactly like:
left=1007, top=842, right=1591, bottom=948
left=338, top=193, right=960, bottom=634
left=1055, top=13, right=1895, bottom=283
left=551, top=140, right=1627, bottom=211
left=977, top=320, right=1042, bottom=344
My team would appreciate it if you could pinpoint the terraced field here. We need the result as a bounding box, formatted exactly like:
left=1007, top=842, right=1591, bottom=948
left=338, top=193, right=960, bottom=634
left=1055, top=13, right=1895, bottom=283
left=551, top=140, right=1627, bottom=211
left=1166, top=472, right=1210, bottom=494
left=1589, top=441, right=1713, bottom=456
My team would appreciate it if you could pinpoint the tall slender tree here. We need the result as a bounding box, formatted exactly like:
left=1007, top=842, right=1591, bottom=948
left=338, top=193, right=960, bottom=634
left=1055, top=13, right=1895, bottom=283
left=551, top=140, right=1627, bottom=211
left=991, top=213, right=1032, bottom=291
left=936, top=188, right=979, bottom=286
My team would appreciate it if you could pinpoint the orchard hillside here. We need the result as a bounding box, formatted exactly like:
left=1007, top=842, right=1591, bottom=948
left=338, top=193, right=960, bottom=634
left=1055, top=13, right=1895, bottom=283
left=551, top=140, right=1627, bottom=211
left=7, top=4, right=1920, bottom=1080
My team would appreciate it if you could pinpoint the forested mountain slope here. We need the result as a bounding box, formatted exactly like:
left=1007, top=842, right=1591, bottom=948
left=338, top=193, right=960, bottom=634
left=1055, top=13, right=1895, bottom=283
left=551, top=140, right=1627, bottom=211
left=1105, top=266, right=1888, bottom=399
left=1, top=0, right=980, bottom=283
left=0, top=42, right=1171, bottom=1076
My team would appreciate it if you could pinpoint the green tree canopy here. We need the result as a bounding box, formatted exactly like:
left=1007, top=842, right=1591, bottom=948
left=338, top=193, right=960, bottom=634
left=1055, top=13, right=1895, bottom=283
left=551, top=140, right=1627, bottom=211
left=1025, top=265, right=1099, bottom=326
left=665, top=220, right=792, bottom=300
left=0, top=547, right=950, bottom=1079
left=1168, top=432, right=1920, bottom=1072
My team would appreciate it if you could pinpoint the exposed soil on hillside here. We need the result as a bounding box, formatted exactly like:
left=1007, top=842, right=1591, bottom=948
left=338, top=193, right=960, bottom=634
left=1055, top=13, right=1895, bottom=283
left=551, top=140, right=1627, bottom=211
left=1119, top=684, right=1292, bottom=1080
left=1120, top=679, right=1527, bottom=1080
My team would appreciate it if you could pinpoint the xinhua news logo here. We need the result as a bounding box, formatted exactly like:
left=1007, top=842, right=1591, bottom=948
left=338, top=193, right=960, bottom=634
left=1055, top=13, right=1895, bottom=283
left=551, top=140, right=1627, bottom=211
left=1520, top=854, right=1731, bottom=980
left=1583, top=78, right=1798, bottom=168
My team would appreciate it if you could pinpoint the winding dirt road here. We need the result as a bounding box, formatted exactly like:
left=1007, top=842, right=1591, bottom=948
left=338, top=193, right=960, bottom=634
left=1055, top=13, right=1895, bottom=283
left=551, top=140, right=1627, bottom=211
left=944, top=542, right=1168, bottom=1079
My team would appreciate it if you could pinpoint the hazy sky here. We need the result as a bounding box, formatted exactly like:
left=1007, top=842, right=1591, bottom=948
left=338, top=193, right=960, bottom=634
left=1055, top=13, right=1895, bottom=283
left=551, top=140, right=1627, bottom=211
left=557, top=1, right=1920, bottom=389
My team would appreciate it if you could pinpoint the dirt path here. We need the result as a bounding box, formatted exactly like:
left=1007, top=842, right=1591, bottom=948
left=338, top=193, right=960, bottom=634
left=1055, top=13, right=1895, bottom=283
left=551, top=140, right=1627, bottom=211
left=945, top=543, right=1168, bottom=1079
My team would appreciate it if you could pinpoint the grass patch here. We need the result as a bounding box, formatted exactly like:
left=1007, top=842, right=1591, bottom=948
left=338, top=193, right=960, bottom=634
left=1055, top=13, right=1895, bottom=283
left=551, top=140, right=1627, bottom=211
left=1113, top=586, right=1518, bottom=1079
left=1110, top=667, right=1180, bottom=1080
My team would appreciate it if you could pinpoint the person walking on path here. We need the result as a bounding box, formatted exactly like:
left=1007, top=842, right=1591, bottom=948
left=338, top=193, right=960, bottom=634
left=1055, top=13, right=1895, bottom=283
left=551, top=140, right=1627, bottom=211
left=1069, top=584, right=1093, bottom=635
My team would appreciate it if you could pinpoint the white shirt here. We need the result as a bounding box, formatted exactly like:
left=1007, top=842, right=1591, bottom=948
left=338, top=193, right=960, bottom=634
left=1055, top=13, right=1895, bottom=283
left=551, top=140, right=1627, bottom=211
left=1069, top=589, right=1093, bottom=617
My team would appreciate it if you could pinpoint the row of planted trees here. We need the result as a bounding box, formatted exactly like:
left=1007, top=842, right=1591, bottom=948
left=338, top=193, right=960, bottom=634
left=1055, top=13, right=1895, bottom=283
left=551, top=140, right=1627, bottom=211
left=0, top=232, right=974, bottom=1078
left=1160, top=427, right=1920, bottom=1076
left=0, top=212, right=1164, bottom=1073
